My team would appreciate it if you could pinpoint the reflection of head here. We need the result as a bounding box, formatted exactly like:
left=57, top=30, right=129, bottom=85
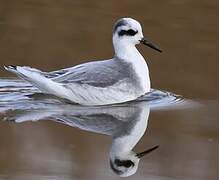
left=110, top=151, right=139, bottom=177
left=110, top=145, right=159, bottom=177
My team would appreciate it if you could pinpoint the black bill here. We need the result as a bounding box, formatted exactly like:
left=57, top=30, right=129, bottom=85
left=136, top=145, right=159, bottom=158
left=140, top=38, right=162, bottom=52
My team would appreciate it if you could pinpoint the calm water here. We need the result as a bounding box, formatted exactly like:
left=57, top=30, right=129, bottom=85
left=0, top=0, right=219, bottom=179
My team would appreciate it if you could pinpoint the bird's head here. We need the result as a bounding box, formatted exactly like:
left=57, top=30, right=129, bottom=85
left=112, top=17, right=162, bottom=52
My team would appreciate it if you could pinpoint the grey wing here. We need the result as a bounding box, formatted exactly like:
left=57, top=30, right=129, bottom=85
left=50, top=105, right=140, bottom=136
left=53, top=114, right=124, bottom=136
left=47, top=59, right=132, bottom=88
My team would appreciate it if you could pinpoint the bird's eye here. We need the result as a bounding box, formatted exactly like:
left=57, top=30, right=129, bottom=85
left=118, top=29, right=138, bottom=36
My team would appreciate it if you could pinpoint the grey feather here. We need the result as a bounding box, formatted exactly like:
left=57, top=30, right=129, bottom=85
left=113, top=19, right=128, bottom=33
left=48, top=58, right=139, bottom=88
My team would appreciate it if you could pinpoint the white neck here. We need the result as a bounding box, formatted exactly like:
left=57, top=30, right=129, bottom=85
left=110, top=105, right=150, bottom=158
left=113, top=40, right=140, bottom=60
left=113, top=39, right=151, bottom=92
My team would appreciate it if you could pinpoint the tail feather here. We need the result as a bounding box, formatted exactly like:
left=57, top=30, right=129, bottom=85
left=4, top=65, right=38, bottom=80
left=4, top=65, right=71, bottom=100
left=4, top=65, right=18, bottom=72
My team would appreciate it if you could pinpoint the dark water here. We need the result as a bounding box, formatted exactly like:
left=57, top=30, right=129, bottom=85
left=0, top=0, right=219, bottom=179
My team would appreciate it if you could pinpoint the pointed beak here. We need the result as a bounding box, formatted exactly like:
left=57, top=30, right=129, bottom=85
left=140, top=38, right=162, bottom=53
left=136, top=145, right=159, bottom=158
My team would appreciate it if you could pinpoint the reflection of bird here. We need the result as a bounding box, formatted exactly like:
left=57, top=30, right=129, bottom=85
left=4, top=17, right=161, bottom=105
left=3, top=96, right=159, bottom=177
left=107, top=102, right=158, bottom=177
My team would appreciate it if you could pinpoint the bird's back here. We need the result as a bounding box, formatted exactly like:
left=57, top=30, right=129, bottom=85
left=50, top=58, right=140, bottom=88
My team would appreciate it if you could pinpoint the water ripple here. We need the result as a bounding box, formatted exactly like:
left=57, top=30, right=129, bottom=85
left=0, top=78, right=189, bottom=114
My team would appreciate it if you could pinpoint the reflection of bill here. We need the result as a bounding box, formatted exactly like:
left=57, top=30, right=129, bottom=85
left=3, top=99, right=159, bottom=177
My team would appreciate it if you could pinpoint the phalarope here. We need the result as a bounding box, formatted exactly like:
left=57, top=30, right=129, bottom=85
left=4, top=17, right=161, bottom=105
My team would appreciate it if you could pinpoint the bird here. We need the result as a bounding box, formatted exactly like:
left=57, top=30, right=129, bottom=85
left=4, top=17, right=162, bottom=106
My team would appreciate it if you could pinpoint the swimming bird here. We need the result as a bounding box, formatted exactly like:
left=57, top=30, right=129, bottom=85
left=4, top=17, right=161, bottom=105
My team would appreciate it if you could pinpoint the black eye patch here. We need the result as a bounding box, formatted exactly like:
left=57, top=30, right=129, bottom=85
left=114, top=159, right=135, bottom=168
left=118, top=29, right=138, bottom=36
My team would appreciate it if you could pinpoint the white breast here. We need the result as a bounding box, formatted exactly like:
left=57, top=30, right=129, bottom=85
left=121, top=46, right=150, bottom=93
left=132, top=52, right=150, bottom=92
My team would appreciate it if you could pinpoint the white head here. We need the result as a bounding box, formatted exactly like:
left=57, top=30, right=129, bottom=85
left=113, top=18, right=144, bottom=46
left=112, top=17, right=162, bottom=54
left=110, top=151, right=140, bottom=177
left=110, top=145, right=159, bottom=177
